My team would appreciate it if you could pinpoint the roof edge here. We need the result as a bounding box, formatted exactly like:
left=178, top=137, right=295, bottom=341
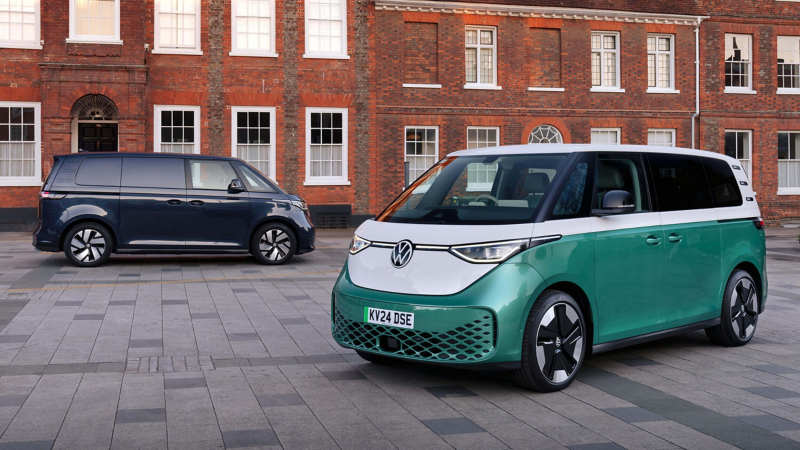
left=375, top=0, right=709, bottom=26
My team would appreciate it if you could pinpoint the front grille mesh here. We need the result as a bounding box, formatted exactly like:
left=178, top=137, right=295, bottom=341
left=332, top=307, right=495, bottom=362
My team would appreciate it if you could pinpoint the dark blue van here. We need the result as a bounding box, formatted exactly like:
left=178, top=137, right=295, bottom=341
left=33, top=153, right=315, bottom=267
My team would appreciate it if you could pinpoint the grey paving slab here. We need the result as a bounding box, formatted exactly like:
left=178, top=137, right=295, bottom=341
left=278, top=317, right=309, bottom=325
left=53, top=301, right=83, bottom=307
left=744, top=386, right=800, bottom=400
left=567, top=443, right=626, bottom=450
left=73, top=313, right=104, bottom=320
left=129, top=339, right=163, bottom=349
left=602, top=406, right=668, bottom=423
left=421, top=417, right=486, bottom=435
left=256, top=393, right=306, bottom=408
left=221, top=429, right=279, bottom=448
left=424, top=385, right=478, bottom=399
left=0, top=441, right=55, bottom=450
left=323, top=370, right=368, bottom=381
left=0, top=336, right=28, bottom=344
left=107, top=300, right=136, bottom=306
left=614, top=356, right=662, bottom=367
left=737, top=414, right=800, bottom=432
left=162, top=300, right=188, bottom=306
left=227, top=333, right=261, bottom=341
left=751, top=364, right=800, bottom=375
left=164, top=377, right=207, bottom=390
left=115, top=408, right=166, bottom=424
left=0, top=396, right=27, bottom=408
left=191, top=312, right=219, bottom=319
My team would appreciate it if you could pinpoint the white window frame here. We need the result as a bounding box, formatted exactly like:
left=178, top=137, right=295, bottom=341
left=304, top=107, right=349, bottom=185
left=303, top=0, right=348, bottom=60
left=464, top=26, right=501, bottom=90
left=647, top=34, right=678, bottom=93
left=724, top=34, right=755, bottom=94
left=67, top=0, right=121, bottom=45
left=778, top=130, right=800, bottom=195
left=404, top=126, right=439, bottom=187
left=0, top=0, right=41, bottom=49
left=466, top=126, right=499, bottom=192
left=591, top=128, right=621, bottom=145
left=229, top=0, right=277, bottom=58
left=154, top=105, right=201, bottom=154
left=231, top=106, right=276, bottom=181
left=724, top=129, right=752, bottom=178
left=0, top=102, right=41, bottom=187
left=591, top=31, right=624, bottom=93
left=777, top=36, right=800, bottom=94
left=153, top=0, right=202, bottom=55
left=647, top=129, right=676, bottom=147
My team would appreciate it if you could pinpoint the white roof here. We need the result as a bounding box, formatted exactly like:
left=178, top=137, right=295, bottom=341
left=450, top=144, right=737, bottom=164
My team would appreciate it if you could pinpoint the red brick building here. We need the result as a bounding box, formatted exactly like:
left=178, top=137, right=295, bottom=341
left=0, top=0, right=798, bottom=230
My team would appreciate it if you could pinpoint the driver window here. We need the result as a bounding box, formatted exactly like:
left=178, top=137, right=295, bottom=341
left=595, top=153, right=650, bottom=212
left=189, top=160, right=239, bottom=190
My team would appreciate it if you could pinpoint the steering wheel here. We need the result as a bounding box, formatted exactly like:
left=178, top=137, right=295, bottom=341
left=473, top=194, right=499, bottom=205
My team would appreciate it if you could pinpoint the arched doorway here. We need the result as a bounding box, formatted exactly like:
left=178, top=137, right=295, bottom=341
left=528, top=124, right=564, bottom=144
left=70, top=95, right=120, bottom=152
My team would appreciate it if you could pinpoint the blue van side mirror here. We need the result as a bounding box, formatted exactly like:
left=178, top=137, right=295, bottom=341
left=592, top=190, right=636, bottom=216
left=228, top=179, right=245, bottom=192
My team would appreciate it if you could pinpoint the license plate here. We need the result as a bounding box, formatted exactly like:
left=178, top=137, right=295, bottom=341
left=365, top=307, right=414, bottom=329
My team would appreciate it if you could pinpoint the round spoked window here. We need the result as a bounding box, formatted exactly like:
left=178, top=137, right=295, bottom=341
left=528, top=125, right=563, bottom=144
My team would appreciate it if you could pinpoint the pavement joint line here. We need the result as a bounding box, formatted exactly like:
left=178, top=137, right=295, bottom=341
left=0, top=269, right=341, bottom=293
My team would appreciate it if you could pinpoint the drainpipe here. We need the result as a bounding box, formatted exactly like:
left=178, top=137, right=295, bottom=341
left=692, top=18, right=707, bottom=149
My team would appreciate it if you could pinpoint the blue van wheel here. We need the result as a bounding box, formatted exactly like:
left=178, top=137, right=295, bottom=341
left=64, top=223, right=112, bottom=268
left=252, top=223, right=296, bottom=265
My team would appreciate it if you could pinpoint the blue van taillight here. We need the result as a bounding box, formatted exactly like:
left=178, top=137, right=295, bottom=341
left=753, top=218, right=765, bottom=230
left=39, top=191, right=66, bottom=200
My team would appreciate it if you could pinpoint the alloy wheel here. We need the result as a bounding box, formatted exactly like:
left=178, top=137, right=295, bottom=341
left=259, top=228, right=291, bottom=261
left=535, top=302, right=583, bottom=383
left=730, top=278, right=758, bottom=340
left=70, top=229, right=106, bottom=263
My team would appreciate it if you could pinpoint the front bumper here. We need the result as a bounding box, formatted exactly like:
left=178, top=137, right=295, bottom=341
left=331, top=259, right=546, bottom=368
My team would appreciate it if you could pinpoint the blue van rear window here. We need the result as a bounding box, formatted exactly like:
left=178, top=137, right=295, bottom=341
left=122, top=158, right=185, bottom=189
left=76, top=158, right=122, bottom=187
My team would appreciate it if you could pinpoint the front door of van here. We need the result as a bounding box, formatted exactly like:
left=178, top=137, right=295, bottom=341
left=184, top=159, right=250, bottom=248
left=647, top=154, right=722, bottom=329
left=592, top=153, right=666, bottom=343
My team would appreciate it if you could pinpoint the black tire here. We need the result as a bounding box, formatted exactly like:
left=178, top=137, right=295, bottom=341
left=355, top=350, right=395, bottom=365
left=514, top=289, right=587, bottom=392
left=705, top=270, right=759, bottom=347
left=251, top=223, right=296, bottom=265
left=64, top=222, right=113, bottom=267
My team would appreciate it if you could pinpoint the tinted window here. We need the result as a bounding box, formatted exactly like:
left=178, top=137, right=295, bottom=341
left=76, top=158, right=122, bottom=186
left=648, top=153, right=713, bottom=212
left=121, top=158, right=185, bottom=189
left=238, top=164, right=277, bottom=193
left=551, top=161, right=591, bottom=218
left=703, top=157, right=742, bottom=208
left=189, top=160, right=238, bottom=190
left=595, top=153, right=650, bottom=212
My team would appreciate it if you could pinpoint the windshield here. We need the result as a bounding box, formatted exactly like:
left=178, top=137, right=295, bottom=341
left=377, top=153, right=570, bottom=225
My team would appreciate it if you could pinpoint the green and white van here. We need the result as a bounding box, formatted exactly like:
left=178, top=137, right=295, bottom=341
left=331, top=144, right=766, bottom=392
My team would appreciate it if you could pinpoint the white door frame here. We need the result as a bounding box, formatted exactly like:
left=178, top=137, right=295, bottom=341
left=71, top=118, right=120, bottom=153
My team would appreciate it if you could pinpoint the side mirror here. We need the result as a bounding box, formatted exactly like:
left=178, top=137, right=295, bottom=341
left=228, top=179, right=245, bottom=192
left=592, top=190, right=635, bottom=216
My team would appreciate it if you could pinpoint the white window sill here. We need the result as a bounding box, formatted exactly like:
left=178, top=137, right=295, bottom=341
left=303, top=180, right=351, bottom=186
left=724, top=88, right=757, bottom=94
left=647, top=88, right=680, bottom=94
left=229, top=51, right=278, bottom=58
left=527, top=87, right=565, bottom=92
left=403, top=83, right=442, bottom=89
left=152, top=48, right=204, bottom=55
left=777, top=188, right=800, bottom=195
left=302, top=53, right=350, bottom=60
left=464, top=84, right=502, bottom=90
left=0, top=42, right=42, bottom=50
left=0, top=179, right=42, bottom=187
left=591, top=87, right=625, bottom=93
left=66, top=38, right=123, bottom=45
left=777, top=89, right=800, bottom=95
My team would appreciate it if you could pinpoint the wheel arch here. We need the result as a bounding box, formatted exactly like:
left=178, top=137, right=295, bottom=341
left=520, top=278, right=595, bottom=355
left=731, top=260, right=764, bottom=312
left=59, top=217, right=118, bottom=252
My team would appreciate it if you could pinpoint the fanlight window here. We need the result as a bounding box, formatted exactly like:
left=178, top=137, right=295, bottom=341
left=528, top=125, right=563, bottom=144
left=71, top=95, right=119, bottom=121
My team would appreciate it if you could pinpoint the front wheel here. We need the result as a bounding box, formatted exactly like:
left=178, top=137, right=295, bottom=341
left=705, top=270, right=759, bottom=346
left=514, top=290, right=587, bottom=392
left=64, top=223, right=112, bottom=267
left=251, top=223, right=297, bottom=265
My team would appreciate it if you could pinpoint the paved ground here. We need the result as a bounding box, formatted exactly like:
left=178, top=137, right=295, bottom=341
left=0, top=228, right=797, bottom=450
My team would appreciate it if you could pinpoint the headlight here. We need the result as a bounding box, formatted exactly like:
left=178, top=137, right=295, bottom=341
left=449, top=235, right=561, bottom=264
left=290, top=200, right=307, bottom=211
left=349, top=235, right=371, bottom=255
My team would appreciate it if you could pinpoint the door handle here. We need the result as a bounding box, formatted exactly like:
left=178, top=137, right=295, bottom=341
left=166, top=199, right=182, bottom=206
left=646, top=235, right=662, bottom=246
left=668, top=233, right=683, bottom=244
left=189, top=200, right=205, bottom=206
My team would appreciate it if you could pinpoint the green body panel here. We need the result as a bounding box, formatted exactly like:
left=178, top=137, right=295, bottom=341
left=592, top=225, right=666, bottom=343
left=718, top=219, right=768, bottom=310
left=660, top=220, right=722, bottom=329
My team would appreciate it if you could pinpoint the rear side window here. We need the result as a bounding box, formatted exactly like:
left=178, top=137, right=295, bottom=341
left=76, top=158, right=122, bottom=186
left=121, top=158, right=185, bottom=189
left=703, top=157, right=742, bottom=208
left=648, top=153, right=713, bottom=212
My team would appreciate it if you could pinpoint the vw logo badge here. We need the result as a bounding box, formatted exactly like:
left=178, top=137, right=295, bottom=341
left=391, top=240, right=414, bottom=269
